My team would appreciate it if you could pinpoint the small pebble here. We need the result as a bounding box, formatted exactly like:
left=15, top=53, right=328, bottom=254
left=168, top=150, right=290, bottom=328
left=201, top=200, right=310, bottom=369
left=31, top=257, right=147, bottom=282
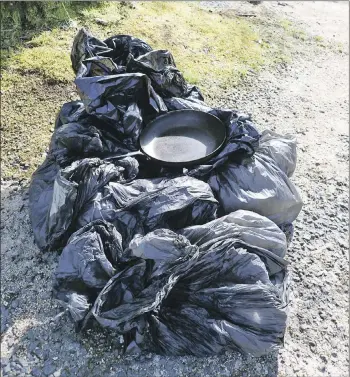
left=31, top=368, right=42, bottom=377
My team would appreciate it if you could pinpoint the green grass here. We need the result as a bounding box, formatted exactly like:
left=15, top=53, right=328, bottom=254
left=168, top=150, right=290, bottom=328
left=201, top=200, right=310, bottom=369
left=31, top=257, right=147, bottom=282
left=280, top=19, right=293, bottom=30
left=0, top=1, right=309, bottom=181
left=314, top=35, right=324, bottom=43
left=279, top=19, right=307, bottom=40
left=78, top=2, right=268, bottom=88
left=0, top=74, right=75, bottom=180
left=1, top=2, right=268, bottom=89
left=4, top=45, right=74, bottom=84
left=336, top=42, right=344, bottom=53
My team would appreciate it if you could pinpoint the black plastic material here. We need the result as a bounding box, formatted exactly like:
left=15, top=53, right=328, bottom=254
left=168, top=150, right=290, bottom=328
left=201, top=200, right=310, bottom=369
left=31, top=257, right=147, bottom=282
left=53, top=211, right=290, bottom=356
left=29, top=28, right=302, bottom=357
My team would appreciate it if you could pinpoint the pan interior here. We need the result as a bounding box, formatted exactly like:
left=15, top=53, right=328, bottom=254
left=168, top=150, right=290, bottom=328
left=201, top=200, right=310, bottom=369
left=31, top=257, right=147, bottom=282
left=140, top=111, right=226, bottom=163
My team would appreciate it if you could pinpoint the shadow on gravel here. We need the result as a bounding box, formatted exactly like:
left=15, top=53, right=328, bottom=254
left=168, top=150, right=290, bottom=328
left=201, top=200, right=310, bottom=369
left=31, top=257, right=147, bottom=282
left=1, top=183, right=280, bottom=377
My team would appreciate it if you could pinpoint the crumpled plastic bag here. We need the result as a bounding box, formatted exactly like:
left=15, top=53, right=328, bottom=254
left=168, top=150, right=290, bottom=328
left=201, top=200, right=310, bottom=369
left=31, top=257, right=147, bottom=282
left=30, top=28, right=302, bottom=358
left=75, top=73, right=167, bottom=149
left=30, top=156, right=217, bottom=251
left=162, top=97, right=301, bottom=228
left=257, top=130, right=298, bottom=177
left=53, top=220, right=125, bottom=328
left=71, top=30, right=153, bottom=77
left=184, top=130, right=302, bottom=228
left=76, top=174, right=218, bottom=248
left=72, top=28, right=259, bottom=157
left=162, top=96, right=302, bottom=231
left=179, top=209, right=288, bottom=276
left=30, top=157, right=138, bottom=251
left=29, top=29, right=262, bottom=253
left=53, top=210, right=289, bottom=357
left=126, top=49, right=201, bottom=99
left=207, top=153, right=302, bottom=226
left=49, top=121, right=131, bottom=166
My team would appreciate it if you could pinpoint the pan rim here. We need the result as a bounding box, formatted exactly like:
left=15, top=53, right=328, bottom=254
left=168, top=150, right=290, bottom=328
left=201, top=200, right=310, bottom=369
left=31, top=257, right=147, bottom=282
left=138, top=109, right=227, bottom=166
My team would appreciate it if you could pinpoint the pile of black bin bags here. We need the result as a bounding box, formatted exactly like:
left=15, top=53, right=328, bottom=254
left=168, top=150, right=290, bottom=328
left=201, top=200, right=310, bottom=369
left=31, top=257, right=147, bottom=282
left=28, top=29, right=302, bottom=357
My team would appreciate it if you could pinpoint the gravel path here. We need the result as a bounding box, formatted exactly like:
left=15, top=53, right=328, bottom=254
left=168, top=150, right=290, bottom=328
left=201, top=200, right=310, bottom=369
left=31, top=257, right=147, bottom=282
left=1, top=2, right=348, bottom=377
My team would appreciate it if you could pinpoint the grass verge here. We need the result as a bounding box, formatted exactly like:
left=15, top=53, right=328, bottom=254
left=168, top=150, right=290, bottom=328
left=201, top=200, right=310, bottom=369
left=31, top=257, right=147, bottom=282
left=1, top=1, right=309, bottom=180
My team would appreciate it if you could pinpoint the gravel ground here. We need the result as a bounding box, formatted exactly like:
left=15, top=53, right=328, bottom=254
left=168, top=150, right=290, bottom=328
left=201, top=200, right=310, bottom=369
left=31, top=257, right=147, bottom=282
left=1, top=2, right=349, bottom=377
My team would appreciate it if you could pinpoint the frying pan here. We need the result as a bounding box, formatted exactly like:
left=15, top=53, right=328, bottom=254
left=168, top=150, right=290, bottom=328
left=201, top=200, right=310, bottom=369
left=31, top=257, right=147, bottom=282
left=105, top=110, right=226, bottom=167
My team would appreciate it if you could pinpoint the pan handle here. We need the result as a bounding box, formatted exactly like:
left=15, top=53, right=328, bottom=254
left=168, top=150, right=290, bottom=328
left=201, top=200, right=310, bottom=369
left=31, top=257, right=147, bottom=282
left=104, top=150, right=144, bottom=161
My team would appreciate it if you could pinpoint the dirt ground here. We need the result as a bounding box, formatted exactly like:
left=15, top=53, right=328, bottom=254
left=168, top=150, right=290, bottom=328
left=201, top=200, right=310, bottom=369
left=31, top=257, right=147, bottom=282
left=1, top=1, right=349, bottom=377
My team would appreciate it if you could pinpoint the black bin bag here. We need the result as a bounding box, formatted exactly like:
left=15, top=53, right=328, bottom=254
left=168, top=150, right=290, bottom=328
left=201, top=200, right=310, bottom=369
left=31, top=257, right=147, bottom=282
left=186, top=130, right=302, bottom=235
left=29, top=28, right=302, bottom=358
left=207, top=153, right=302, bottom=226
left=74, top=73, right=167, bottom=150
left=76, top=174, right=219, bottom=248
left=53, top=210, right=289, bottom=357
left=31, top=155, right=218, bottom=252
left=30, top=157, right=138, bottom=251
left=257, top=130, right=298, bottom=178
left=149, top=210, right=289, bottom=357
left=29, top=29, right=263, bottom=252
left=53, top=220, right=124, bottom=329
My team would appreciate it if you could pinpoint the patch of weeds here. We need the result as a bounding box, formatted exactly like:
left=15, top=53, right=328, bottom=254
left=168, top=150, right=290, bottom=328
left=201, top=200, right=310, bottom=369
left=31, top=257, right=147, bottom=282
left=314, top=35, right=324, bottom=43
left=0, top=71, right=24, bottom=92
left=0, top=2, right=104, bottom=84
left=279, top=19, right=309, bottom=42
left=279, top=19, right=292, bottom=30
left=4, top=44, right=74, bottom=84
left=1, top=75, right=74, bottom=180
left=291, top=29, right=307, bottom=41
left=313, top=34, right=327, bottom=48
left=334, top=41, right=345, bottom=54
